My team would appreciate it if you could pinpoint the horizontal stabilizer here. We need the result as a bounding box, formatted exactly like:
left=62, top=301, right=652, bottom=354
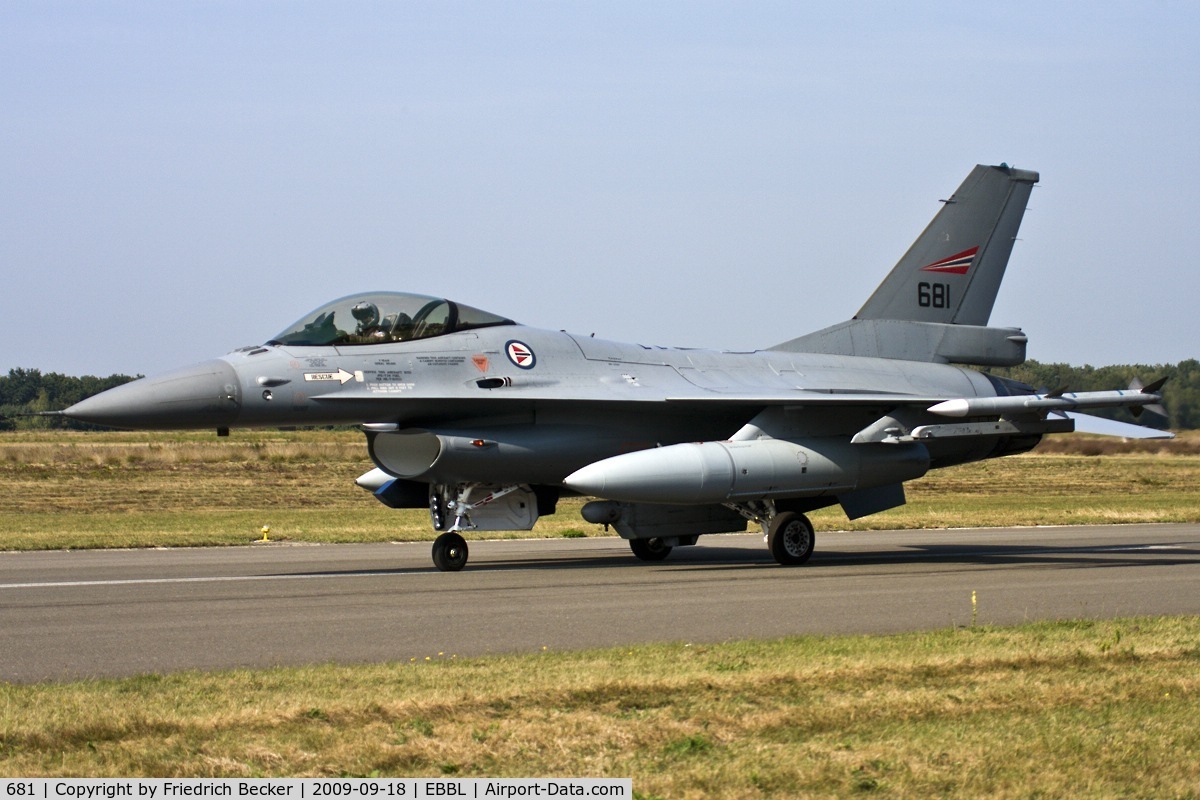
left=1058, top=411, right=1174, bottom=440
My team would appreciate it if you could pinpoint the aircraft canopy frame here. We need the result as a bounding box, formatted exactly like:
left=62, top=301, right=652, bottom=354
left=267, top=292, right=517, bottom=347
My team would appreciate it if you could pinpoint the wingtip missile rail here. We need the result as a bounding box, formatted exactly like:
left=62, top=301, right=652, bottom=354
left=927, top=379, right=1168, bottom=420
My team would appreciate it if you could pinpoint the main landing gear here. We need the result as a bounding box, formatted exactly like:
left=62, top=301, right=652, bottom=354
left=629, top=537, right=672, bottom=561
left=766, top=511, right=816, bottom=565
left=622, top=503, right=817, bottom=566
left=730, top=501, right=817, bottom=566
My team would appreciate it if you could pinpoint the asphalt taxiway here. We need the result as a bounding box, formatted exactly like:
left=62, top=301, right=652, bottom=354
left=2, top=524, right=1199, bottom=683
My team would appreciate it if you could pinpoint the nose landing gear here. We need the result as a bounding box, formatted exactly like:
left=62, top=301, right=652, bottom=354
left=431, top=531, right=469, bottom=572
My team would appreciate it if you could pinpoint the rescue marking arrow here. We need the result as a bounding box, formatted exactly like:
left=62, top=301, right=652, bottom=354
left=304, top=368, right=355, bottom=384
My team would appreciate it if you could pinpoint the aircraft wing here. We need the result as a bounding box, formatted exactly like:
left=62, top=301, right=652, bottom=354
left=313, top=384, right=1172, bottom=439
left=310, top=384, right=953, bottom=408
left=663, top=391, right=950, bottom=406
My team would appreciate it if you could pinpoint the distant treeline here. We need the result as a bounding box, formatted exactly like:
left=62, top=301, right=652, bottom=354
left=1, top=360, right=1196, bottom=431
left=0, top=368, right=139, bottom=431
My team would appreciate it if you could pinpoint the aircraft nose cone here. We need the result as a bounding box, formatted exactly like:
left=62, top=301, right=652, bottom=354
left=62, top=359, right=241, bottom=429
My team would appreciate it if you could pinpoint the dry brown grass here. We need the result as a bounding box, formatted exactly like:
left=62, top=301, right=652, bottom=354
left=1032, top=430, right=1197, bottom=455
left=2, top=430, right=1200, bottom=550
left=0, top=430, right=597, bottom=547
left=0, top=617, right=1197, bottom=797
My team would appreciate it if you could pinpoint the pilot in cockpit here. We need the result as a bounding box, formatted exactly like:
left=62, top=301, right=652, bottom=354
left=351, top=301, right=385, bottom=341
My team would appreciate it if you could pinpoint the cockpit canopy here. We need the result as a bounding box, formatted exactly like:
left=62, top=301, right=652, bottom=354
left=268, top=292, right=517, bottom=347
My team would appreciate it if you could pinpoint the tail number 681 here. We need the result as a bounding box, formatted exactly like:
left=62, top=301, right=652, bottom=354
left=918, top=282, right=950, bottom=308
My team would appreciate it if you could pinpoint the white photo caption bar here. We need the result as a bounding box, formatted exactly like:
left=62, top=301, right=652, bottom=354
left=0, top=780, right=631, bottom=800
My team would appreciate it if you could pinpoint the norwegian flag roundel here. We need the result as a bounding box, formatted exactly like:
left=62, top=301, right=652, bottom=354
left=506, top=340, right=537, bottom=370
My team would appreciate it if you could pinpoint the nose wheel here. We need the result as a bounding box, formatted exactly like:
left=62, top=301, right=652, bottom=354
left=432, top=532, right=469, bottom=571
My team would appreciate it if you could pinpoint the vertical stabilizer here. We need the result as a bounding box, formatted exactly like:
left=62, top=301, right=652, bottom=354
left=855, top=164, right=1039, bottom=326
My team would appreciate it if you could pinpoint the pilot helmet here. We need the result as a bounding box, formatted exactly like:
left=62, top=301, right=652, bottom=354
left=351, top=301, right=380, bottom=327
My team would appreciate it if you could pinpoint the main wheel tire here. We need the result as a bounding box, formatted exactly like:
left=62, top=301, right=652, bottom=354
left=432, top=532, right=469, bottom=571
left=767, top=512, right=815, bottom=565
left=629, top=537, right=672, bottom=562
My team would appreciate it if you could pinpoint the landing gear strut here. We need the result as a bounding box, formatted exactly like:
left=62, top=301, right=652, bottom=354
left=426, top=482, right=540, bottom=571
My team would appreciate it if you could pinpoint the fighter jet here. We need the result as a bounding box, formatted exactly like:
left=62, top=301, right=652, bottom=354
left=60, top=164, right=1170, bottom=571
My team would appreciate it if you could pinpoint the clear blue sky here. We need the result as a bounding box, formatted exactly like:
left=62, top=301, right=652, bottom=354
left=3, top=2, right=1197, bottom=376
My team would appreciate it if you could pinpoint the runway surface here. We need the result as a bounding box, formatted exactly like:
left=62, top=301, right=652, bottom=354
left=3, top=524, right=1199, bottom=683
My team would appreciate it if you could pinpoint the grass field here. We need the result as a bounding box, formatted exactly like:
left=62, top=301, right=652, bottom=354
left=2, top=430, right=1199, bottom=550
left=1, top=617, right=1197, bottom=796
left=2, top=430, right=1198, bottom=794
